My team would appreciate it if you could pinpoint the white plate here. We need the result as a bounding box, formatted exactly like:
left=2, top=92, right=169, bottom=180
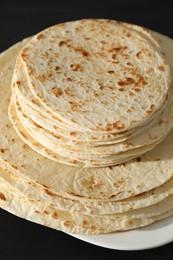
left=69, top=215, right=173, bottom=250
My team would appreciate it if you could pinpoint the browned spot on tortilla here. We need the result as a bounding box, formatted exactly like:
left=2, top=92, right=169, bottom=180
left=158, top=66, right=165, bottom=71
left=136, top=51, right=141, bottom=58
left=44, top=210, right=49, bottom=215
left=31, top=99, right=40, bottom=106
left=112, top=53, right=117, bottom=59
left=109, top=46, right=127, bottom=52
left=70, top=132, right=76, bottom=136
left=128, top=91, right=135, bottom=96
left=33, top=122, right=43, bottom=129
left=107, top=70, right=114, bottom=74
left=44, top=188, right=56, bottom=197
left=136, top=157, right=141, bottom=162
left=55, top=66, right=60, bottom=71
left=70, top=64, right=83, bottom=72
left=134, top=88, right=141, bottom=92
left=16, top=80, right=21, bottom=86
left=74, top=47, right=90, bottom=57
left=35, top=210, right=40, bottom=214
left=126, top=32, right=131, bottom=37
left=21, top=48, right=29, bottom=60
left=51, top=212, right=58, bottom=219
left=37, top=74, right=47, bottom=82
left=0, top=192, right=6, bottom=201
left=117, top=77, right=135, bottom=86
left=112, top=121, right=125, bottom=130
left=37, top=33, right=45, bottom=40
left=125, top=219, right=133, bottom=225
left=19, top=131, right=28, bottom=139
left=58, top=41, right=67, bottom=47
left=23, top=143, right=29, bottom=148
left=118, top=87, right=125, bottom=91
left=67, top=191, right=84, bottom=198
left=158, top=119, right=165, bottom=125
left=52, top=87, right=62, bottom=97
left=67, top=77, right=72, bottom=81
left=146, top=104, right=155, bottom=114
left=146, top=68, right=153, bottom=74
left=64, top=221, right=72, bottom=227
left=0, top=148, right=5, bottom=153
left=98, top=85, right=104, bottom=90
left=82, top=220, right=88, bottom=226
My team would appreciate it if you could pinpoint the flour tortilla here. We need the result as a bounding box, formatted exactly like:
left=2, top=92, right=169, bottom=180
left=1, top=165, right=173, bottom=215
left=11, top=20, right=173, bottom=167
left=20, top=19, right=171, bottom=133
left=0, top=31, right=173, bottom=203
left=10, top=94, right=165, bottom=168
left=14, top=57, right=166, bottom=145
left=1, top=179, right=173, bottom=234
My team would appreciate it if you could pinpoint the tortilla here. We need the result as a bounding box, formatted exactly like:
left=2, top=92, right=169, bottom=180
left=0, top=22, right=173, bottom=235
left=20, top=19, right=171, bottom=134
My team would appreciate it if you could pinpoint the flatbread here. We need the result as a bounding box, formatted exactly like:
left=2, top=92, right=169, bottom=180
left=20, top=19, right=171, bottom=133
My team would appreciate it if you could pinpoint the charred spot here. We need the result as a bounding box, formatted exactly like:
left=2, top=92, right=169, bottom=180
left=107, top=70, right=114, bottom=74
left=16, top=81, right=21, bottom=86
left=136, top=157, right=141, bottom=162
left=0, top=148, right=6, bottom=153
left=0, top=192, right=6, bottom=201
left=55, top=66, right=60, bottom=71
left=58, top=41, right=67, bottom=47
left=67, top=77, right=72, bottom=81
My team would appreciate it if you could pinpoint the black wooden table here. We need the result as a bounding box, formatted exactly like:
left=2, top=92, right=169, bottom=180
left=0, top=0, right=173, bottom=259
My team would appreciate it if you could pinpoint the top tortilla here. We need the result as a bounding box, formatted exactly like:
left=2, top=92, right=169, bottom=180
left=20, top=19, right=171, bottom=133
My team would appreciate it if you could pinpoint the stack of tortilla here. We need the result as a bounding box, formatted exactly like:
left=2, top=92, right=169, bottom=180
left=0, top=19, right=173, bottom=234
left=10, top=19, right=172, bottom=167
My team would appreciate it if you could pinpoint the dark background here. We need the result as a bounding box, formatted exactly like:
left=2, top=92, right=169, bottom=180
left=0, top=0, right=173, bottom=259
